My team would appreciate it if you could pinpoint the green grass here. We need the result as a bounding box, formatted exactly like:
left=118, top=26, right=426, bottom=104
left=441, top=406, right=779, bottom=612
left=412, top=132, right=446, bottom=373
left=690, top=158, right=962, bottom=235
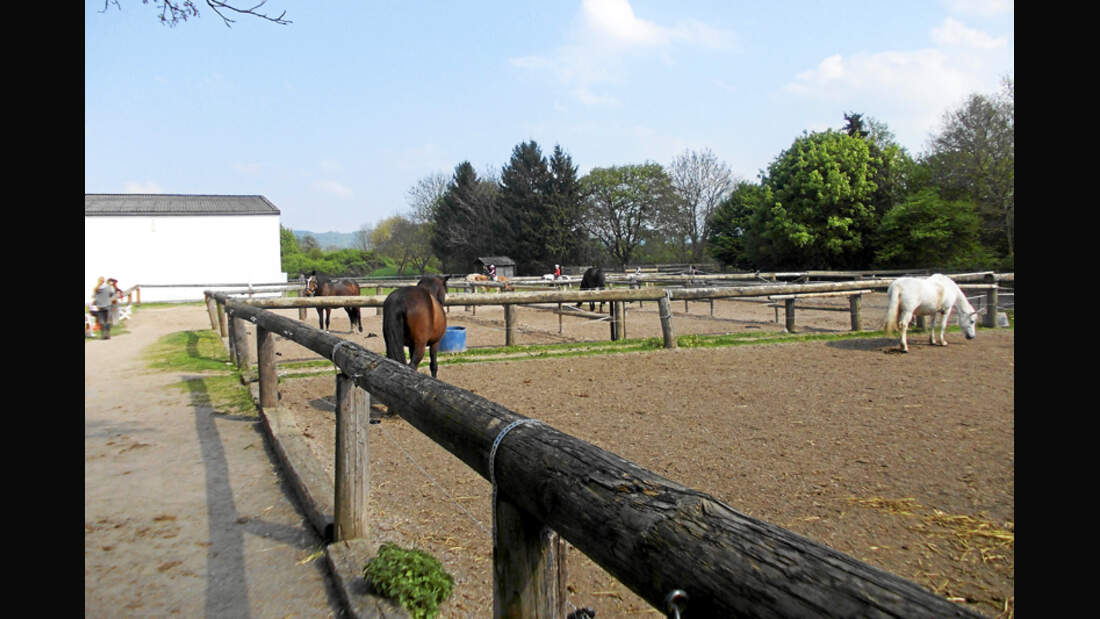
left=142, top=328, right=258, bottom=416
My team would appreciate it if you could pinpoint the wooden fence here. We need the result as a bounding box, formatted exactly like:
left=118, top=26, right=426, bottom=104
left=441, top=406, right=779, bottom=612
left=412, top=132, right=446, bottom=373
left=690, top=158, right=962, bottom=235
left=226, top=271, right=1009, bottom=348
left=205, top=275, right=1004, bottom=617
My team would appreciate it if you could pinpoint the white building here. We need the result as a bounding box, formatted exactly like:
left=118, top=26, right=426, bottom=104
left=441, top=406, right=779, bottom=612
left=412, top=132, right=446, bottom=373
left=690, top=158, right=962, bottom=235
left=85, top=194, right=287, bottom=302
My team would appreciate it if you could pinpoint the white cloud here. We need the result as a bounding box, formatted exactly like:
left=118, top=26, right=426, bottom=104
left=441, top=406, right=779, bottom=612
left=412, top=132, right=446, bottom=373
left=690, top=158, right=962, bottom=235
left=582, top=0, right=666, bottom=47
left=511, top=0, right=735, bottom=107
left=932, top=18, right=1007, bottom=49
left=314, top=179, right=353, bottom=198
left=123, top=181, right=162, bottom=193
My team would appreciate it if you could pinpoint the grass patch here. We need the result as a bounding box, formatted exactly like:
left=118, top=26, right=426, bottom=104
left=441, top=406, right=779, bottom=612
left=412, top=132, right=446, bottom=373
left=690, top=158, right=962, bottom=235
left=144, top=329, right=237, bottom=372
left=274, top=321, right=1012, bottom=380
left=142, top=328, right=257, bottom=416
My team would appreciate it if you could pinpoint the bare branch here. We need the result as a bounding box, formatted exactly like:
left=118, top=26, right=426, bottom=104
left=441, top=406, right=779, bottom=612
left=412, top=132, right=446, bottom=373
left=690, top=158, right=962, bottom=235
left=204, top=0, right=291, bottom=27
left=104, top=1, right=290, bottom=27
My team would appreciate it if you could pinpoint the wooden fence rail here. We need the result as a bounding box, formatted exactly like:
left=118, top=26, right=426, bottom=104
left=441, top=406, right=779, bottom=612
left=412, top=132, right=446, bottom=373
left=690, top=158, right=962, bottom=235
left=231, top=272, right=1008, bottom=346
left=213, top=291, right=984, bottom=618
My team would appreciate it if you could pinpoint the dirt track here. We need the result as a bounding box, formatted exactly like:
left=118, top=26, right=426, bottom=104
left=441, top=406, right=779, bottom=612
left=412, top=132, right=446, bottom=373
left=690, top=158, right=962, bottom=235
left=84, top=305, right=347, bottom=617
left=274, top=295, right=1014, bottom=618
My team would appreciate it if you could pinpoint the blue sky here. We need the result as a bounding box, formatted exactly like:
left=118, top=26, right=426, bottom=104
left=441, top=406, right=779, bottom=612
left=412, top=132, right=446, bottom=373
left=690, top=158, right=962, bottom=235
left=85, top=1, right=1013, bottom=234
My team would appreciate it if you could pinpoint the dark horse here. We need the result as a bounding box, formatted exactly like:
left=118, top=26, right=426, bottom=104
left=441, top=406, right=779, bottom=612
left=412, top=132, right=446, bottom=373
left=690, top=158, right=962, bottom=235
left=382, top=275, right=451, bottom=378
left=576, top=266, right=607, bottom=313
left=305, top=271, right=363, bottom=333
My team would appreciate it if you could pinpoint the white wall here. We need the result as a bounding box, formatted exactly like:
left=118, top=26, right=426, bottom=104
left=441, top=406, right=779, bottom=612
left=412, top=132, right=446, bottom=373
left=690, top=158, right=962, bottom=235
left=85, top=214, right=286, bottom=302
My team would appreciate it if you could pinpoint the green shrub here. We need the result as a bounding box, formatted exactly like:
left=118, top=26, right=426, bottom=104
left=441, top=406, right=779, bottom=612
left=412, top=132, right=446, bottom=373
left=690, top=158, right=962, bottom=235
left=363, top=544, right=454, bottom=619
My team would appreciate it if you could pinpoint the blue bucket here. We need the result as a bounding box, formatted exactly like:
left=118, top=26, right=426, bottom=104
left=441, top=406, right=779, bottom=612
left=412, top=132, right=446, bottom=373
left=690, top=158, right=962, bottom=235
left=438, top=326, right=467, bottom=352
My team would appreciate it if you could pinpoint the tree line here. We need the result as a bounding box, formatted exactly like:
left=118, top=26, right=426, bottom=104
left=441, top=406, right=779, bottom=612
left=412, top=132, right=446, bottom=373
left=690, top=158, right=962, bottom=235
left=286, top=77, right=1012, bottom=277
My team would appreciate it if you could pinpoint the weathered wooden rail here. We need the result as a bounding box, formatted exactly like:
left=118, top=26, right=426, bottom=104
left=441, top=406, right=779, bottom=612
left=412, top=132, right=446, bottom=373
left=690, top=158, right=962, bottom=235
left=211, top=288, right=987, bottom=618
left=228, top=272, right=1008, bottom=348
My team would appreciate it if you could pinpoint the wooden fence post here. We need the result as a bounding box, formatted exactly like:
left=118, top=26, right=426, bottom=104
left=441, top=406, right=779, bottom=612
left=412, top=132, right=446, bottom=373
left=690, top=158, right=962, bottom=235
left=257, top=326, right=277, bottom=410
left=217, top=300, right=228, bottom=337
left=505, top=305, right=516, bottom=346
left=230, top=314, right=250, bottom=372
left=784, top=298, right=796, bottom=332
left=493, top=497, right=567, bottom=618
left=658, top=295, right=676, bottom=349
left=984, top=274, right=999, bottom=328
left=205, top=294, right=220, bottom=332
left=334, top=372, right=370, bottom=541
left=849, top=294, right=862, bottom=331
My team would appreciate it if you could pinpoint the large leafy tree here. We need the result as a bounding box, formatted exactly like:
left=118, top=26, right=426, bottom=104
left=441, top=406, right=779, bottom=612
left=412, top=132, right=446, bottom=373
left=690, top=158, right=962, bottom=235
left=580, top=163, right=677, bottom=269
left=874, top=188, right=988, bottom=269
left=750, top=130, right=882, bottom=269
left=371, top=215, right=436, bottom=274
left=922, top=77, right=1014, bottom=262
left=668, top=148, right=735, bottom=262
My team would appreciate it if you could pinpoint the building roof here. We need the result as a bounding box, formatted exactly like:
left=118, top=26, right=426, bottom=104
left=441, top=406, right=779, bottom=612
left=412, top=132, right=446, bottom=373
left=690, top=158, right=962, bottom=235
left=85, top=194, right=280, bottom=216
left=474, top=256, right=515, bottom=266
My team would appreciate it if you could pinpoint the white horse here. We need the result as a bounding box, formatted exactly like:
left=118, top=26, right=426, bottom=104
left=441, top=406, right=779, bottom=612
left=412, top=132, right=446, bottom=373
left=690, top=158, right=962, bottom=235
left=882, top=273, right=980, bottom=353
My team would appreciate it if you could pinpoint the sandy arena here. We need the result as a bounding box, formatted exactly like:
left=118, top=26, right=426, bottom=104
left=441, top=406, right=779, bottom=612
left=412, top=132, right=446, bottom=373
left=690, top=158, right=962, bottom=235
left=265, top=292, right=1014, bottom=618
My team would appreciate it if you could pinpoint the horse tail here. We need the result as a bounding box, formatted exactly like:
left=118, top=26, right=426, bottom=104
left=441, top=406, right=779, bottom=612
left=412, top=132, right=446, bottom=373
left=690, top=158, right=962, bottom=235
left=382, top=293, right=406, bottom=363
left=883, top=284, right=900, bottom=334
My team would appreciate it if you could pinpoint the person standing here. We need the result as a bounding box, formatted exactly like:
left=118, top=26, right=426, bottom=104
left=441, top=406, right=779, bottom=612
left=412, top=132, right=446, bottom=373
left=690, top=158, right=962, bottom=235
left=91, top=277, right=115, bottom=340
left=107, top=278, right=123, bottom=325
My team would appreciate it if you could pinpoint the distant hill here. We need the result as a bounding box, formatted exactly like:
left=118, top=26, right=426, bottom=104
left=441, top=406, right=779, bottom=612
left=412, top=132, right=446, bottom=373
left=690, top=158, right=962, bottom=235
left=292, top=230, right=358, bottom=250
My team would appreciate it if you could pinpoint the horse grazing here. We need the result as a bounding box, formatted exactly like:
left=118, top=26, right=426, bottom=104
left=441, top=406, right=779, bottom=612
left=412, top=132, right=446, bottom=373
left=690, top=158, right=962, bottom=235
left=383, top=275, right=452, bottom=377
left=305, top=272, right=363, bottom=333
left=882, top=273, right=979, bottom=353
left=576, top=266, right=607, bottom=312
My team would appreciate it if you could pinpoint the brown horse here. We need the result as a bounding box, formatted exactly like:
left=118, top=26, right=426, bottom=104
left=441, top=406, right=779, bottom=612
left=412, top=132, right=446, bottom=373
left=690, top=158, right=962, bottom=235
left=382, top=274, right=451, bottom=377
left=305, top=271, right=363, bottom=333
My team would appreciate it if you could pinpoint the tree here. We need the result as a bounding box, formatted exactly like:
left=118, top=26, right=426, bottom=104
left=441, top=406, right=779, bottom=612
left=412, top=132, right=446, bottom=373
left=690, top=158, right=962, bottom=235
left=406, top=172, right=449, bottom=225
left=706, top=181, right=764, bottom=269
left=579, top=163, right=677, bottom=269
left=354, top=223, right=374, bottom=253
left=100, top=0, right=290, bottom=27
left=922, top=77, right=1014, bottom=262
left=668, top=148, right=735, bottom=262
left=373, top=215, right=436, bottom=274
left=749, top=130, right=882, bottom=269
left=430, top=162, right=500, bottom=273
left=497, top=141, right=554, bottom=274
left=544, top=145, right=586, bottom=269
left=874, top=188, right=989, bottom=269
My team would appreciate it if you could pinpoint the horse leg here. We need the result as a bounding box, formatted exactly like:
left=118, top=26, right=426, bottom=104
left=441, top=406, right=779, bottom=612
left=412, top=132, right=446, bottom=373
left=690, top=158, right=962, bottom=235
left=428, top=343, right=439, bottom=378
left=897, top=309, right=913, bottom=352
left=936, top=309, right=952, bottom=346
left=407, top=343, right=426, bottom=372
left=316, top=308, right=325, bottom=331
left=345, top=307, right=361, bottom=333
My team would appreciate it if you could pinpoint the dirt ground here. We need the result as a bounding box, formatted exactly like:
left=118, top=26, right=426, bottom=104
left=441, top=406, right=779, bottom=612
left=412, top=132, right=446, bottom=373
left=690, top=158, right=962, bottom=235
left=270, top=294, right=1015, bottom=618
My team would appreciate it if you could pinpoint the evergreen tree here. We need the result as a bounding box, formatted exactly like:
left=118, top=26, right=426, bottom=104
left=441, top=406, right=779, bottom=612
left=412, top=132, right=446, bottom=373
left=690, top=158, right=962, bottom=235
left=545, top=144, right=585, bottom=268
left=431, top=162, right=499, bottom=273
left=497, top=140, right=553, bottom=274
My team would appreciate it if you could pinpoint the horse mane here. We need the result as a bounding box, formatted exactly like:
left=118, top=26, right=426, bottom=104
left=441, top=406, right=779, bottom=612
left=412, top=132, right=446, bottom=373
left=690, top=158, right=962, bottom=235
left=417, top=275, right=450, bottom=306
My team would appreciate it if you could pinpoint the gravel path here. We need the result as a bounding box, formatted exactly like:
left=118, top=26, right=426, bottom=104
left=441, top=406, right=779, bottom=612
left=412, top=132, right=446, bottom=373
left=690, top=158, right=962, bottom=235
left=84, top=305, right=346, bottom=618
